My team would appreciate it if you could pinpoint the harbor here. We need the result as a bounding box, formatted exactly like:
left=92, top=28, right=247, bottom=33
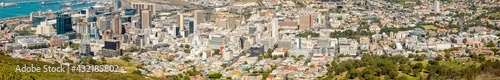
left=0, top=0, right=96, bottom=19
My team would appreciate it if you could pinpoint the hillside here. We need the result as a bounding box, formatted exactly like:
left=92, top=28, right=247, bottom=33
left=0, top=55, right=160, bottom=80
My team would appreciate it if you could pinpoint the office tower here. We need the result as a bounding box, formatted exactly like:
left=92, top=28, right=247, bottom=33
left=35, top=21, right=52, bottom=35
left=299, top=15, right=312, bottom=29
left=140, top=10, right=151, bottom=29
left=194, top=10, right=205, bottom=24
left=250, top=44, right=265, bottom=57
left=102, top=40, right=122, bottom=58
left=56, top=13, right=73, bottom=34
left=434, top=0, right=440, bottom=12
left=296, top=38, right=302, bottom=49
left=85, top=7, right=95, bottom=19
left=98, top=18, right=110, bottom=30
left=77, top=21, right=90, bottom=34
left=113, top=0, right=121, bottom=10
left=175, top=26, right=180, bottom=38
left=89, top=22, right=100, bottom=39
left=32, top=16, right=46, bottom=26
left=272, top=19, right=278, bottom=38
left=131, top=3, right=155, bottom=15
left=111, top=14, right=122, bottom=34
left=79, top=21, right=91, bottom=59
left=189, top=20, right=194, bottom=34
left=179, top=14, right=184, bottom=31
left=79, top=44, right=91, bottom=58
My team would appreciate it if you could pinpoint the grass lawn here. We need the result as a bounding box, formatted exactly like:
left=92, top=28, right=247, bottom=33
left=103, top=59, right=137, bottom=73
left=422, top=25, right=438, bottom=30
left=440, top=59, right=478, bottom=69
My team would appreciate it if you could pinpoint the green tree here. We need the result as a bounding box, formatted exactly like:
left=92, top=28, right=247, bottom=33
left=213, top=49, right=221, bottom=55
left=121, top=56, right=132, bottom=62
left=487, top=41, right=496, bottom=47
left=435, top=55, right=443, bottom=61
left=389, top=70, right=398, bottom=79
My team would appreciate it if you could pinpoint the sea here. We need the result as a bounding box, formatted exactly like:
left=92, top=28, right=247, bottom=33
left=0, top=0, right=96, bottom=19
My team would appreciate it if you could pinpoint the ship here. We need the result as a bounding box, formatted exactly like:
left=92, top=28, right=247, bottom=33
left=0, top=2, right=17, bottom=7
left=61, top=2, right=72, bottom=7
left=75, top=1, right=86, bottom=5
left=41, top=1, right=58, bottom=5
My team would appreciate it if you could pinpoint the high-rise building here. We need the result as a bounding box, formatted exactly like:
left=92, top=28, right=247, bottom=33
left=102, top=40, right=121, bottom=58
left=193, top=10, right=205, bottom=24
left=98, top=17, right=110, bottom=30
left=111, top=14, right=122, bottom=34
left=434, top=0, right=440, bottom=12
left=140, top=10, right=151, bottom=29
left=272, top=19, right=278, bottom=38
left=179, top=14, right=184, bottom=31
left=113, top=0, right=121, bottom=10
left=85, top=7, right=96, bottom=19
left=77, top=21, right=90, bottom=34
left=189, top=20, right=194, bottom=34
left=32, top=16, right=46, bottom=26
left=131, top=3, right=155, bottom=15
left=250, top=44, right=265, bottom=57
left=78, top=43, right=91, bottom=58
left=56, top=13, right=73, bottom=34
left=79, top=21, right=91, bottom=59
left=35, top=21, right=53, bottom=35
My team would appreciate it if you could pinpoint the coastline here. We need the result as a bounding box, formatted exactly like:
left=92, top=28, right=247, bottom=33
left=1, top=15, right=30, bottom=20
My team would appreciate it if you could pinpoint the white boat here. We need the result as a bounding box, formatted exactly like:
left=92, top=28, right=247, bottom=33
left=61, top=2, right=72, bottom=7
left=0, top=2, right=17, bottom=7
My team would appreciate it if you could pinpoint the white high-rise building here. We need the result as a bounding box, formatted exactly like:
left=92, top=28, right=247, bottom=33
left=434, top=0, right=440, bottom=12
left=272, top=19, right=278, bottom=38
left=36, top=21, right=54, bottom=35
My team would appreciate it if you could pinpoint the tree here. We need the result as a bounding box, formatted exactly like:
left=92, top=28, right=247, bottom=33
left=435, top=55, right=443, bottom=61
left=209, top=72, right=222, bottom=78
left=445, top=53, right=453, bottom=59
left=121, top=56, right=132, bottom=62
left=298, top=54, right=305, bottom=58
left=70, top=43, right=80, bottom=49
left=101, top=57, right=106, bottom=62
left=389, top=70, right=398, bottom=79
left=487, top=41, right=496, bottom=47
left=213, top=49, right=221, bottom=55
left=412, top=63, right=424, bottom=72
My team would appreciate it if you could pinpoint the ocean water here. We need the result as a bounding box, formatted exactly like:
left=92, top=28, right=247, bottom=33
left=0, top=0, right=96, bottom=19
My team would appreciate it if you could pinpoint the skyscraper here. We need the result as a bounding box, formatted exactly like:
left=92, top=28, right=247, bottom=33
left=85, top=7, right=95, bottom=19
left=113, top=0, right=121, bottom=10
left=111, top=14, right=122, bottom=34
left=189, top=20, right=194, bottom=34
left=193, top=10, right=205, bottom=24
left=56, top=13, right=73, bottom=34
left=179, top=14, right=184, bottom=31
left=131, top=3, right=155, bottom=15
left=434, top=0, right=440, bottom=12
left=140, top=10, right=151, bottom=29
left=98, top=17, right=110, bottom=30
left=32, top=16, right=46, bottom=26
left=78, top=21, right=91, bottom=59
left=272, top=19, right=278, bottom=38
